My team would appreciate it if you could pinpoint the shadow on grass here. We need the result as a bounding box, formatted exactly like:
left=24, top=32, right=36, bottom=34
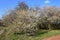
left=14, top=32, right=25, bottom=35
left=14, top=30, right=49, bottom=37
left=35, top=30, right=49, bottom=36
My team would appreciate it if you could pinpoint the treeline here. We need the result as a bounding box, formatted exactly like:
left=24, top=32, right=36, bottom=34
left=0, top=2, right=60, bottom=35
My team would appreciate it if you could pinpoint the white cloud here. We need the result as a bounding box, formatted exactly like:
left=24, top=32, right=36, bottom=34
left=44, top=0, right=50, bottom=4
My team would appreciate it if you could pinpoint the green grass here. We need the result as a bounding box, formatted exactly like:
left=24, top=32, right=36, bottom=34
left=1, top=29, right=60, bottom=40
left=0, top=27, right=60, bottom=40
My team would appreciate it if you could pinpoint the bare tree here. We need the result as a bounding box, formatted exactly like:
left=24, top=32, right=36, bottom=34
left=17, top=2, right=29, bottom=10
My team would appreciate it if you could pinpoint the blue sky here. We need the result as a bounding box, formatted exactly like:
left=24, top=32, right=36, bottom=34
left=0, top=0, right=60, bottom=18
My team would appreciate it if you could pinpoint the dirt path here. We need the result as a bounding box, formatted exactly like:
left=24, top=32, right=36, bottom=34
left=43, top=35, right=60, bottom=40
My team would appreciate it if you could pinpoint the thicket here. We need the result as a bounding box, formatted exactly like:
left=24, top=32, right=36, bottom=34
left=0, top=2, right=60, bottom=36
